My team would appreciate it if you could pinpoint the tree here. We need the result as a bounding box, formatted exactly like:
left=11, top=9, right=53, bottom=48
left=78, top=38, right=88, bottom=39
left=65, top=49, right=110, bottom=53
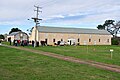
left=0, top=34, right=5, bottom=39
left=9, top=28, right=22, bottom=34
left=113, top=21, right=120, bottom=37
left=97, top=25, right=105, bottom=30
left=103, top=20, right=115, bottom=35
left=97, top=20, right=120, bottom=37
left=104, top=20, right=115, bottom=26
left=104, top=20, right=120, bottom=37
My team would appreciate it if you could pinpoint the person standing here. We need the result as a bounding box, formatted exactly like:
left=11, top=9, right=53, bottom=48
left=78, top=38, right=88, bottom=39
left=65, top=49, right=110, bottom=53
left=10, top=40, right=11, bottom=45
left=22, top=40, right=24, bottom=47
left=0, top=40, right=1, bottom=45
left=32, top=40, right=34, bottom=47
left=15, top=40, right=17, bottom=46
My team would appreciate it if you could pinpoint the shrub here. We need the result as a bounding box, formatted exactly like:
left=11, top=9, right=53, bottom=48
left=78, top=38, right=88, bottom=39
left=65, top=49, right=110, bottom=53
left=111, top=38, right=119, bottom=45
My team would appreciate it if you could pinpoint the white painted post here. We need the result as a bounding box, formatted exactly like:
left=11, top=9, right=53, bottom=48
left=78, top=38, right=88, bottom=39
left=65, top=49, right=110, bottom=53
left=110, top=49, right=114, bottom=59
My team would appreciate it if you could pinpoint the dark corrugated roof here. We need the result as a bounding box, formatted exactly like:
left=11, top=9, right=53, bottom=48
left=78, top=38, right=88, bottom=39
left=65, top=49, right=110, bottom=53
left=37, top=26, right=111, bottom=35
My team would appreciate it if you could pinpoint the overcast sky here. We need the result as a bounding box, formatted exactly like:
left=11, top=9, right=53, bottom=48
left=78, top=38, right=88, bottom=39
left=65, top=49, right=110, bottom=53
left=0, top=0, right=120, bottom=34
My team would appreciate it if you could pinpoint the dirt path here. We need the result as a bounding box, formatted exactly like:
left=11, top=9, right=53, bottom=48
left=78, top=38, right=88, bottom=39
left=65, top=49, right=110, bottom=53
left=1, top=44, right=120, bottom=73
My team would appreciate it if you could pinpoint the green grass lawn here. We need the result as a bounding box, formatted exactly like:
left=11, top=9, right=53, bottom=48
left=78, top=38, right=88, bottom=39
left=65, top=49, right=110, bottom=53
left=0, top=46, right=120, bottom=80
left=27, top=45, right=120, bottom=66
left=2, top=42, right=120, bottom=66
left=2, top=41, right=10, bottom=45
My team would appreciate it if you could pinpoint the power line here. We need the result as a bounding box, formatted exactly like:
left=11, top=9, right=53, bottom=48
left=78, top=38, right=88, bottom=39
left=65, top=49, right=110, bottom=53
left=22, top=0, right=60, bottom=27
left=24, top=0, right=60, bottom=21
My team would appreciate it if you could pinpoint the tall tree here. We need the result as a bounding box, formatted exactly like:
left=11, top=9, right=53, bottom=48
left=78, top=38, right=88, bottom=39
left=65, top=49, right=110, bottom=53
left=113, top=21, right=120, bottom=37
left=97, top=20, right=120, bottom=37
left=0, top=34, right=5, bottom=39
left=103, top=20, right=115, bottom=36
left=9, top=28, right=22, bottom=34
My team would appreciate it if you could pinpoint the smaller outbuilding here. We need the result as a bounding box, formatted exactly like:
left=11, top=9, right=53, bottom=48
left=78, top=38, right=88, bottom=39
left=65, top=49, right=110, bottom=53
left=7, top=31, right=29, bottom=42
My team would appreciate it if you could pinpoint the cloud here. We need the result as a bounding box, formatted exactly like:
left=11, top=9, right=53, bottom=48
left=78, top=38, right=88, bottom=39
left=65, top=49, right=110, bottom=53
left=41, top=0, right=120, bottom=28
left=0, top=0, right=120, bottom=29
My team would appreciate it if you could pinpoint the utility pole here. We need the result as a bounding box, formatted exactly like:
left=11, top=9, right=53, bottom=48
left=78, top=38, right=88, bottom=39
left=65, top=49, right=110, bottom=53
left=32, top=5, right=42, bottom=47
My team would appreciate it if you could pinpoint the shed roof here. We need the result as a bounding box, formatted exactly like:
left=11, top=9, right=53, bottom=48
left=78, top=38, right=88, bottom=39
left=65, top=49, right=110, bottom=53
left=37, top=26, right=111, bottom=35
left=9, top=31, right=28, bottom=36
left=9, top=32, right=20, bottom=36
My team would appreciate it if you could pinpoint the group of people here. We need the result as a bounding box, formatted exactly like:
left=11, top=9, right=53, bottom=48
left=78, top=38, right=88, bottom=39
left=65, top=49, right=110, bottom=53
left=11, top=40, right=29, bottom=47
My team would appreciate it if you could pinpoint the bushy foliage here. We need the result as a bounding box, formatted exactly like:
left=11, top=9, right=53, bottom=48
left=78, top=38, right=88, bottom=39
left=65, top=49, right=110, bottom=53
left=9, top=28, right=21, bottom=34
left=111, top=38, right=119, bottom=45
left=0, top=34, right=5, bottom=39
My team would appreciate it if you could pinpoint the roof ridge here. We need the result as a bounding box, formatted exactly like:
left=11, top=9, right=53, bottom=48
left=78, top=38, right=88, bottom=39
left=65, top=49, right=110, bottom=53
left=37, top=26, right=110, bottom=35
left=38, top=26, right=99, bottom=30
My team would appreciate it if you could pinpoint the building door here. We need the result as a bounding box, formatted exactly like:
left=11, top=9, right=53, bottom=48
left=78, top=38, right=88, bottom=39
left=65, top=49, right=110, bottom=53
left=68, top=39, right=75, bottom=45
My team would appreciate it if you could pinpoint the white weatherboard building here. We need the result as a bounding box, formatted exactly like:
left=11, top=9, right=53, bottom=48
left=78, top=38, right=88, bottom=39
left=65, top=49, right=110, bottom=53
left=7, top=31, right=28, bottom=42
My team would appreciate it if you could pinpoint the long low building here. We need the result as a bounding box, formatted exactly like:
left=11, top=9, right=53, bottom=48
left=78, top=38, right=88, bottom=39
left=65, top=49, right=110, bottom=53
left=29, top=26, right=112, bottom=45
